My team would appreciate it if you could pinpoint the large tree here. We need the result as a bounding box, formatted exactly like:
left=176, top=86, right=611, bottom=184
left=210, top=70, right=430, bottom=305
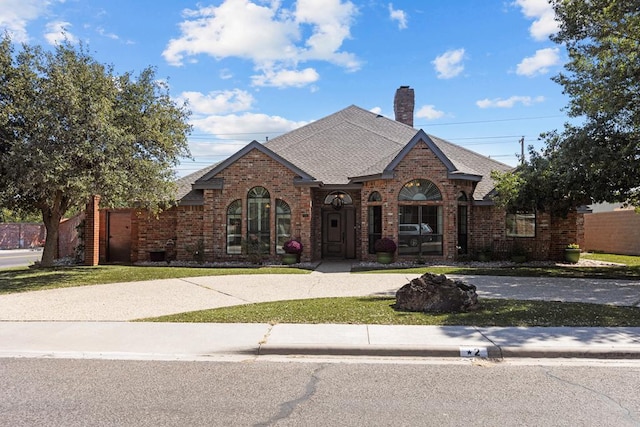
left=0, top=37, right=191, bottom=266
left=494, top=0, right=640, bottom=214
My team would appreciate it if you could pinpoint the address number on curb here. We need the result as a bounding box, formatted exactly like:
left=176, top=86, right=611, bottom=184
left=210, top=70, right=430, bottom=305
left=459, top=347, right=488, bottom=358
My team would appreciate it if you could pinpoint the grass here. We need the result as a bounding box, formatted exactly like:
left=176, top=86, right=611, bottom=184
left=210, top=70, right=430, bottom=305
left=0, top=265, right=309, bottom=295
left=583, top=252, right=640, bottom=267
left=357, top=252, right=640, bottom=280
left=139, top=296, right=640, bottom=327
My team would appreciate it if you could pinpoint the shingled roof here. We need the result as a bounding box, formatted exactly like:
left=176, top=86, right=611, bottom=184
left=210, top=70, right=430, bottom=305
left=264, top=105, right=512, bottom=200
left=178, top=104, right=512, bottom=204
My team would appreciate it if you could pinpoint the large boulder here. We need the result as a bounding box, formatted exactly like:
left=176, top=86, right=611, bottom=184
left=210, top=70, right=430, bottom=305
left=395, top=273, right=479, bottom=313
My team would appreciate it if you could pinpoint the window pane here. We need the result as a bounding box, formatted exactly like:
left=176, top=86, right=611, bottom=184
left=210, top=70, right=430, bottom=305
left=227, top=200, right=242, bottom=254
left=398, top=205, right=443, bottom=255
left=368, top=191, right=382, bottom=202
left=398, top=179, right=442, bottom=201
left=276, top=199, right=291, bottom=254
left=506, top=212, right=536, bottom=237
left=368, top=205, right=382, bottom=254
left=247, top=187, right=270, bottom=254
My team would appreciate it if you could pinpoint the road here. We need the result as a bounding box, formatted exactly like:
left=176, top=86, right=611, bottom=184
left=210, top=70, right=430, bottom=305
left=2, top=358, right=639, bottom=426
left=0, top=249, right=42, bottom=269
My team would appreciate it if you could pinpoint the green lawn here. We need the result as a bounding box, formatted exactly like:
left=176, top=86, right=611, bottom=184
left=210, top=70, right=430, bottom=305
left=583, top=252, right=640, bottom=266
left=139, top=296, right=640, bottom=327
left=0, top=265, right=309, bottom=295
left=1, top=252, right=638, bottom=296
left=357, top=252, right=640, bottom=280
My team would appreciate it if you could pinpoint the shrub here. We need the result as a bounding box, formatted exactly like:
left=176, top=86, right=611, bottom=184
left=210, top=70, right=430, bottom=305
left=283, top=239, right=303, bottom=254
left=374, top=237, right=397, bottom=253
left=567, top=243, right=580, bottom=249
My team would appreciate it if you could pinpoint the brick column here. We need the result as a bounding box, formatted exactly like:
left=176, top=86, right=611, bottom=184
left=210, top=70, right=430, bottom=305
left=84, top=195, right=101, bottom=266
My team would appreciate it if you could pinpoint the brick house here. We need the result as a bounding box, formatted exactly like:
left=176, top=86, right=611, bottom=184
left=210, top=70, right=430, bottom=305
left=88, top=86, right=583, bottom=265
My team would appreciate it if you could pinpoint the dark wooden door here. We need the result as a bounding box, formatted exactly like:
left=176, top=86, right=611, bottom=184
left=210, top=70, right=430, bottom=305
left=107, top=211, right=132, bottom=263
left=322, top=209, right=355, bottom=259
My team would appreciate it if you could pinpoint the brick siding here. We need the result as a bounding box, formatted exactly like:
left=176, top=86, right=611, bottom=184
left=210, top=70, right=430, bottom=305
left=584, top=210, right=640, bottom=255
left=0, top=223, right=45, bottom=249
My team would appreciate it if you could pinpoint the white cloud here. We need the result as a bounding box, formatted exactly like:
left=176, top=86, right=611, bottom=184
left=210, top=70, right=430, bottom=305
left=415, top=105, right=445, bottom=120
left=251, top=67, right=319, bottom=87
left=369, top=107, right=382, bottom=115
left=513, top=0, right=559, bottom=41
left=177, top=89, right=255, bottom=115
left=0, top=0, right=52, bottom=42
left=220, top=68, right=233, bottom=80
left=163, top=0, right=360, bottom=88
left=190, top=112, right=307, bottom=138
left=388, top=3, right=407, bottom=30
left=44, top=20, right=77, bottom=45
left=432, top=48, right=465, bottom=79
left=516, top=47, right=560, bottom=76
left=96, top=26, right=119, bottom=40
left=476, top=95, right=545, bottom=109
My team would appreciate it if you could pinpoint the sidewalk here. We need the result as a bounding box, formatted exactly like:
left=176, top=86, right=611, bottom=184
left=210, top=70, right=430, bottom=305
left=1, top=322, right=639, bottom=361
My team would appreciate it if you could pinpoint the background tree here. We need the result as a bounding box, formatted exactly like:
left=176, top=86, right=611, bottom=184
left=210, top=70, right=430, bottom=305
left=493, top=0, right=639, bottom=213
left=0, top=37, right=191, bottom=266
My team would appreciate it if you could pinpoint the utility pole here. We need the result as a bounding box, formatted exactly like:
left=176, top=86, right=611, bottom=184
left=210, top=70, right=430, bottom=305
left=519, top=136, right=525, bottom=165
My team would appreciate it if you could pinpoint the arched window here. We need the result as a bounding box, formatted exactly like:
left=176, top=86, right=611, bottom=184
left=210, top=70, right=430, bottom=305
left=368, top=191, right=382, bottom=202
left=398, top=179, right=442, bottom=201
left=324, top=191, right=353, bottom=210
left=247, top=187, right=270, bottom=255
left=398, top=179, right=443, bottom=256
left=226, top=200, right=242, bottom=254
left=275, top=199, right=291, bottom=254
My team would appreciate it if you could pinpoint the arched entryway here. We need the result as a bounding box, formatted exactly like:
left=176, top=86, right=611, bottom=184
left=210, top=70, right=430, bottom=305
left=321, top=191, right=356, bottom=259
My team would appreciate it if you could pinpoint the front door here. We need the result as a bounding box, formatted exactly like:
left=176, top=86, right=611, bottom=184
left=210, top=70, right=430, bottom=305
left=322, top=208, right=355, bottom=258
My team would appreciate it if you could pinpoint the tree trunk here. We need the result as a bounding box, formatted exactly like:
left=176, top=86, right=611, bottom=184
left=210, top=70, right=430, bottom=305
left=40, top=210, right=62, bottom=267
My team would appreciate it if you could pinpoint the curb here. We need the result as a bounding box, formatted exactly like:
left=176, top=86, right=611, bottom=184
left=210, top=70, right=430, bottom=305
left=258, top=344, right=640, bottom=360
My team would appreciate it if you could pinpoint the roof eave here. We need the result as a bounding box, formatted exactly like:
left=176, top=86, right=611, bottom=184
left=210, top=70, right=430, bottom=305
left=448, top=172, right=483, bottom=182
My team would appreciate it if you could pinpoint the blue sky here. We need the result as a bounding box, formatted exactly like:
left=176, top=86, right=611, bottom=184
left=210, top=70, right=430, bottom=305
left=1, top=0, right=569, bottom=177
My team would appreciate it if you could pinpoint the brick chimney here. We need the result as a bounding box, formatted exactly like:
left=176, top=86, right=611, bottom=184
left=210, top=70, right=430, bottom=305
left=394, top=85, right=414, bottom=127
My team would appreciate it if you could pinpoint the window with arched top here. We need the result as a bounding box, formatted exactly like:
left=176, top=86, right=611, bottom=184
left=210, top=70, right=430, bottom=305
left=247, top=187, right=270, bottom=254
left=398, top=179, right=443, bottom=256
left=368, top=191, right=382, bottom=202
left=457, top=191, right=468, bottom=202
left=275, top=199, right=291, bottom=254
left=398, top=179, right=442, bottom=201
left=324, top=191, right=353, bottom=210
left=226, top=200, right=242, bottom=254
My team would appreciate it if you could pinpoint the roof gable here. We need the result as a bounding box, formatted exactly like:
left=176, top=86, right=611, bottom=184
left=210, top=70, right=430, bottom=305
left=383, top=130, right=464, bottom=178
left=194, top=140, right=317, bottom=188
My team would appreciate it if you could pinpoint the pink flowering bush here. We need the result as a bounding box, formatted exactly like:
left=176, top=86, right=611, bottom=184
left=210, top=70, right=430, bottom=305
left=374, top=237, right=397, bottom=253
left=283, top=239, right=303, bottom=254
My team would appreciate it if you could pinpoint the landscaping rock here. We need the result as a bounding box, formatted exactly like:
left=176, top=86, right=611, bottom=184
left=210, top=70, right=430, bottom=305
left=394, top=273, right=479, bottom=313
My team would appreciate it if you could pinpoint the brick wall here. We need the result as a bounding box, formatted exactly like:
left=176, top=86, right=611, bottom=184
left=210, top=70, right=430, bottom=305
left=361, top=140, right=476, bottom=261
left=584, top=210, right=640, bottom=255
left=139, top=148, right=314, bottom=263
left=136, top=209, right=177, bottom=262
left=0, top=223, right=45, bottom=249
left=58, top=213, right=84, bottom=258
left=206, top=148, right=313, bottom=262
left=471, top=206, right=583, bottom=260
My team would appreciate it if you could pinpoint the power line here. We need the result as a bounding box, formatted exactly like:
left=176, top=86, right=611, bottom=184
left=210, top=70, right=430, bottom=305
left=416, top=114, right=565, bottom=127
left=184, top=114, right=567, bottom=138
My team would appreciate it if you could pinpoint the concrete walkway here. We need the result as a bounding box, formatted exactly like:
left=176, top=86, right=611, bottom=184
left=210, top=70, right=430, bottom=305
left=1, top=261, right=639, bottom=360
